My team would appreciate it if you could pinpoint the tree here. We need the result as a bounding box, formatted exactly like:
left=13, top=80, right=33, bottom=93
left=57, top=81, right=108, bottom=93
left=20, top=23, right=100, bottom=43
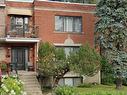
left=95, top=0, right=127, bottom=89
left=38, top=42, right=69, bottom=87
left=38, top=42, right=101, bottom=87
left=101, top=57, right=115, bottom=85
left=69, top=44, right=101, bottom=77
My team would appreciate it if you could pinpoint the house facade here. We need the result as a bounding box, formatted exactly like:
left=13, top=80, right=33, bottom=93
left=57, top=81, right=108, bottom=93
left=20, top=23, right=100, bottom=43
left=0, top=0, right=6, bottom=64
left=0, top=0, right=39, bottom=72
left=0, top=0, right=100, bottom=86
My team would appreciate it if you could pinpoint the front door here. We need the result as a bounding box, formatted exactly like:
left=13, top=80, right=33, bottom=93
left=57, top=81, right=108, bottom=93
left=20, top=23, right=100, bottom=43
left=12, top=47, right=29, bottom=70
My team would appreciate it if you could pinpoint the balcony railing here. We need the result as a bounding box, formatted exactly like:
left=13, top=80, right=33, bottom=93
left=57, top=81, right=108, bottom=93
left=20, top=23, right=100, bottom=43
left=6, top=25, right=39, bottom=38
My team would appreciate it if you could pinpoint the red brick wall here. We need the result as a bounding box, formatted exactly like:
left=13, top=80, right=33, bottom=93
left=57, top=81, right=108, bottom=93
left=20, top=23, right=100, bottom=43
left=4, top=1, right=96, bottom=71
left=34, top=1, right=96, bottom=11
left=34, top=1, right=96, bottom=47
left=5, top=1, right=96, bottom=47
left=6, top=1, right=33, bottom=8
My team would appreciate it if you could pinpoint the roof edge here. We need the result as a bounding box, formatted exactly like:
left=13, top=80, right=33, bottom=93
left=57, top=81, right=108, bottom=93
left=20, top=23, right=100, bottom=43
left=36, top=0, right=96, bottom=6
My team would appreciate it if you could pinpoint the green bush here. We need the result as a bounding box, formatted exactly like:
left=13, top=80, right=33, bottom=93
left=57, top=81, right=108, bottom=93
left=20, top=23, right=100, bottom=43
left=101, top=58, right=115, bottom=85
left=123, top=77, right=127, bottom=86
left=1, top=63, right=7, bottom=71
left=54, top=85, right=78, bottom=95
left=0, top=75, right=26, bottom=95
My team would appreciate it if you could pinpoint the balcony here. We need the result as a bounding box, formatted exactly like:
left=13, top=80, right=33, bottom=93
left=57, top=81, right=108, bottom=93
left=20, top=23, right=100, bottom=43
left=6, top=25, right=39, bottom=38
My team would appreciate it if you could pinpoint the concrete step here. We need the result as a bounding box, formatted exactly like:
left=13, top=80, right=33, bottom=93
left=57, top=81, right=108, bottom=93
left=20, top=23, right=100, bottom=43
left=24, top=85, right=40, bottom=89
left=27, top=91, right=43, bottom=95
left=20, top=78, right=38, bottom=82
left=18, top=71, right=43, bottom=95
left=23, top=81, right=40, bottom=85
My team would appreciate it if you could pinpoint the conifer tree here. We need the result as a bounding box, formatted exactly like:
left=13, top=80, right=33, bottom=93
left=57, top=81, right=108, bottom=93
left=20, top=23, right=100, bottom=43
left=95, top=0, right=127, bottom=89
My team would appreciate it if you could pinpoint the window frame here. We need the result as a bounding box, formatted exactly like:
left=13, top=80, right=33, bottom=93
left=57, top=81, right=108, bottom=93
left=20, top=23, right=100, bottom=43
left=55, top=15, right=82, bottom=33
left=10, top=16, right=29, bottom=33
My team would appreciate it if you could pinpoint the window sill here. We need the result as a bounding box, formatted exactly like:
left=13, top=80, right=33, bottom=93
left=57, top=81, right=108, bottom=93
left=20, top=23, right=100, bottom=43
left=53, top=31, right=84, bottom=35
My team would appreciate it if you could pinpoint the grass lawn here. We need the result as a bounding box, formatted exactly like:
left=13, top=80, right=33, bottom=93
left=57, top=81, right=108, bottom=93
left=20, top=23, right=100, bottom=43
left=43, top=84, right=127, bottom=95
left=76, top=84, right=127, bottom=95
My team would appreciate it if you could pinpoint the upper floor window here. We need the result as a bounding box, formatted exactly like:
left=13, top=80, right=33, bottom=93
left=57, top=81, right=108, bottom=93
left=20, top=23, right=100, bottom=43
left=55, top=16, right=82, bottom=33
left=10, top=16, right=29, bottom=32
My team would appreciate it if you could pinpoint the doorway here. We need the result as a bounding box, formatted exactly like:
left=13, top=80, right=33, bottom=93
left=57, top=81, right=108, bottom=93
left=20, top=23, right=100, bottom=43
left=11, top=47, right=29, bottom=70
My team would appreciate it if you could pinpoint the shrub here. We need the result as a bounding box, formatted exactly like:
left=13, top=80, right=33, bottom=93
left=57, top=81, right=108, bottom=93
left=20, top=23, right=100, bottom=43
left=123, top=77, right=127, bottom=86
left=1, top=63, right=7, bottom=71
left=101, top=58, right=115, bottom=85
left=54, top=85, right=78, bottom=95
left=0, top=75, right=26, bottom=95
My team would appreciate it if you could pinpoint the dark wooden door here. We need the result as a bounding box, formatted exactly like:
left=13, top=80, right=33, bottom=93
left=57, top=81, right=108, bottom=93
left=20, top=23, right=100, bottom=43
left=12, top=47, right=28, bottom=70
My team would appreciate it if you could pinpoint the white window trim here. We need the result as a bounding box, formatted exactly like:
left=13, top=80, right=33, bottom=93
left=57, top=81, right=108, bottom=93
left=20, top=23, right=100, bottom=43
left=54, top=43, right=81, bottom=47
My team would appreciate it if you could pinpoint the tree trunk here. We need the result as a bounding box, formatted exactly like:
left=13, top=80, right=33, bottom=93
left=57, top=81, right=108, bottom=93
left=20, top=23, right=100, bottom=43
left=52, top=69, right=69, bottom=88
left=52, top=77, right=60, bottom=87
left=116, top=76, right=123, bottom=90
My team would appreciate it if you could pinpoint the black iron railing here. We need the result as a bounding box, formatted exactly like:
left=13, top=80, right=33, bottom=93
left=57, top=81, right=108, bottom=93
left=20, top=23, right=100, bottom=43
left=6, top=25, right=39, bottom=38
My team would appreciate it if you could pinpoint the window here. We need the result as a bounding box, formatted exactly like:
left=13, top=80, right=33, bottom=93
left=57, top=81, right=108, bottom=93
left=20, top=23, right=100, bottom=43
left=10, top=16, right=29, bottom=32
left=56, top=46, right=79, bottom=56
left=58, top=77, right=82, bottom=86
left=64, top=47, right=79, bottom=56
left=55, top=16, right=82, bottom=33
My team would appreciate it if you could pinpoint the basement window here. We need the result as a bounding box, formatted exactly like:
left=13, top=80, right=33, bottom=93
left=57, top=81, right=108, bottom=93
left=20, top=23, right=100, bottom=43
left=58, top=77, right=83, bottom=86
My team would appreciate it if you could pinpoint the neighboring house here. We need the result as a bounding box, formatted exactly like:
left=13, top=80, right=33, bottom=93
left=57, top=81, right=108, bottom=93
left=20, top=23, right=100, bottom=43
left=0, top=0, right=100, bottom=86
left=0, top=0, right=6, bottom=63
left=1, top=0, right=39, bottom=72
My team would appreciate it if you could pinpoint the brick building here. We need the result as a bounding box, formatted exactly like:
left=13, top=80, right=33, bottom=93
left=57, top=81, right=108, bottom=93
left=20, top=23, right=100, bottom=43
left=0, top=0, right=100, bottom=86
left=0, top=0, right=6, bottom=64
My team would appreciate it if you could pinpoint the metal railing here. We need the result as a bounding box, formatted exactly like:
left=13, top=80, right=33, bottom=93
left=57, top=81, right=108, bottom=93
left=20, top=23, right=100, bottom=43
left=6, top=25, right=39, bottom=38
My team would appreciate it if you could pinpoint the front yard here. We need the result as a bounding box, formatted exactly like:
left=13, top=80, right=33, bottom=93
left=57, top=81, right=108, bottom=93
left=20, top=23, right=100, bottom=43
left=43, top=84, right=127, bottom=95
left=76, top=84, right=127, bottom=95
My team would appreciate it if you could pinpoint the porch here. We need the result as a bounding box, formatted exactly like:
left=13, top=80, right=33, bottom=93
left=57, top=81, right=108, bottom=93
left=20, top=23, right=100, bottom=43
left=0, top=37, right=40, bottom=75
